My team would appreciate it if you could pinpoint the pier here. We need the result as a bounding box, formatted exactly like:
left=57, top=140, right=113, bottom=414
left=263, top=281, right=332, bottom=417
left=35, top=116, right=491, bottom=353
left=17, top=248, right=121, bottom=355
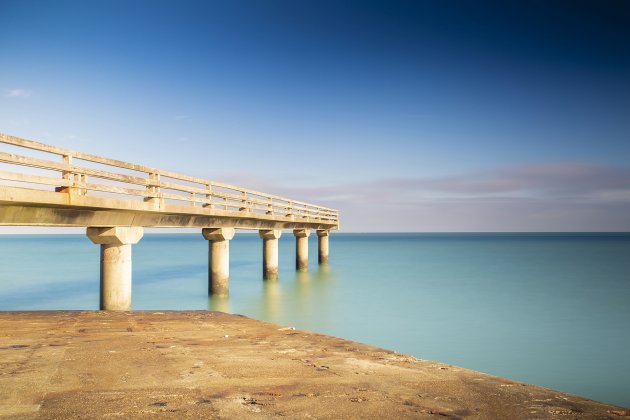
left=0, top=133, right=339, bottom=310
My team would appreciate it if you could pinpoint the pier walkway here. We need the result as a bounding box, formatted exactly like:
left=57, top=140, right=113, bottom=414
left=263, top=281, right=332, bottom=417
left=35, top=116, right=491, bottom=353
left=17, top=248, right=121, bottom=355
left=0, top=133, right=339, bottom=309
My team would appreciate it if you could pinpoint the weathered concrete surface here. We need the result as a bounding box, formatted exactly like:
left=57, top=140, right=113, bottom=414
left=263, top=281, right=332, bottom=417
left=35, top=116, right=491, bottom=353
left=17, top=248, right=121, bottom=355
left=317, top=229, right=330, bottom=265
left=259, top=230, right=282, bottom=280
left=87, top=227, right=145, bottom=246
left=0, top=311, right=627, bottom=419
left=87, top=227, right=144, bottom=310
left=202, top=228, right=235, bottom=296
left=294, top=229, right=310, bottom=271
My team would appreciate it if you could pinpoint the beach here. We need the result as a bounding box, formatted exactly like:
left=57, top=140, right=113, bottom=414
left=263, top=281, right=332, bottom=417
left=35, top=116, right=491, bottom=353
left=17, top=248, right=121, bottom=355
left=1, top=311, right=627, bottom=419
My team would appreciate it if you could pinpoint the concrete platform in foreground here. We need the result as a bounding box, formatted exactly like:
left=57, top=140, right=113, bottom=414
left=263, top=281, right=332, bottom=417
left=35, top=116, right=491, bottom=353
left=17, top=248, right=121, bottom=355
left=0, top=311, right=627, bottom=419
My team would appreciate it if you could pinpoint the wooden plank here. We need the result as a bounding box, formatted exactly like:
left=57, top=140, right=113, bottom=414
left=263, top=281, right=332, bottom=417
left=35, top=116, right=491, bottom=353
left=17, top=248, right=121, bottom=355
left=160, top=191, right=220, bottom=205
left=0, top=151, right=71, bottom=172
left=156, top=182, right=307, bottom=213
left=82, top=183, right=226, bottom=207
left=0, top=133, right=70, bottom=157
left=0, top=133, right=156, bottom=177
left=82, top=182, right=149, bottom=197
left=0, top=151, right=151, bottom=187
left=0, top=170, right=72, bottom=187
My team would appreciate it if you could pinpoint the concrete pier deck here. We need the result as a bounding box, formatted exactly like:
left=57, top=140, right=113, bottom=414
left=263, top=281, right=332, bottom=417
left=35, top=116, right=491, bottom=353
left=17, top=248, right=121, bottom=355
left=0, top=311, right=626, bottom=419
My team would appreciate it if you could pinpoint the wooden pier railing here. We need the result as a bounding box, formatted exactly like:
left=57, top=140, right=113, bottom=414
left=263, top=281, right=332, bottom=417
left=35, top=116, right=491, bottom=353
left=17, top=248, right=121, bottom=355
left=0, top=133, right=339, bottom=230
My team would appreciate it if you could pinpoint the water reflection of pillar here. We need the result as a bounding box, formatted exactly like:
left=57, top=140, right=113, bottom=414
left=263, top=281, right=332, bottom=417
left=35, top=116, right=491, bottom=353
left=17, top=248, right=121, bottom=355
left=208, top=294, right=231, bottom=313
left=295, top=270, right=312, bottom=316
left=262, top=281, right=281, bottom=322
left=317, top=262, right=331, bottom=276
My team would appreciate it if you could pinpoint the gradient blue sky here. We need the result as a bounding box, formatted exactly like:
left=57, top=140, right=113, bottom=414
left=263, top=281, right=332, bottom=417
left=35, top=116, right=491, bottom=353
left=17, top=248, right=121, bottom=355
left=1, top=0, right=629, bottom=231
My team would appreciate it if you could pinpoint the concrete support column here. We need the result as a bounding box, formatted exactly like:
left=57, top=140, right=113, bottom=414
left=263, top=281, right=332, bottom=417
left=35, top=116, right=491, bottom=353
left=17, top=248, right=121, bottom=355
left=293, top=229, right=310, bottom=271
left=202, top=228, right=236, bottom=296
left=87, top=226, right=144, bottom=311
left=259, top=229, right=282, bottom=280
left=317, top=230, right=330, bottom=265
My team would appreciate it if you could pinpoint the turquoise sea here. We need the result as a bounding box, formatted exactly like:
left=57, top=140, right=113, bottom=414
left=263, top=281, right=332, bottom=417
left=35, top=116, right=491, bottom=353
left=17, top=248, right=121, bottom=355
left=1, top=233, right=629, bottom=407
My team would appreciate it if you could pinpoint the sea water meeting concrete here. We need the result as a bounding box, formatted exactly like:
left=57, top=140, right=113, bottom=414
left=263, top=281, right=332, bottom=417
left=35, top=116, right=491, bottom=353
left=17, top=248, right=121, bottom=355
left=1, top=133, right=628, bottom=418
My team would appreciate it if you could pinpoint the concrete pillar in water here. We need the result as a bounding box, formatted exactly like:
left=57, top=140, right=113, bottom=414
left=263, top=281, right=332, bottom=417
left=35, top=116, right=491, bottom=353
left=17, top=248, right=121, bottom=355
left=87, top=226, right=144, bottom=311
left=259, top=229, right=282, bottom=280
left=317, top=230, right=330, bottom=265
left=202, top=228, right=236, bottom=296
left=293, top=229, right=310, bottom=271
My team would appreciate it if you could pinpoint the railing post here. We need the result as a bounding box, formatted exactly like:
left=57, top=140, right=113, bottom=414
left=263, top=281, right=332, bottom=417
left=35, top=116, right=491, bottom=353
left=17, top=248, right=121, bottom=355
left=203, top=184, right=212, bottom=208
left=62, top=154, right=72, bottom=182
left=266, top=197, right=273, bottom=215
left=239, top=191, right=248, bottom=212
left=144, top=173, right=161, bottom=208
left=56, top=154, right=78, bottom=195
left=78, top=173, right=88, bottom=196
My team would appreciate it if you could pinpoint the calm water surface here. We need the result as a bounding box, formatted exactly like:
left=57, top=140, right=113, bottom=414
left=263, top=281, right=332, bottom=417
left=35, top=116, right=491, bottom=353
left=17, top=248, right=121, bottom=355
left=1, top=233, right=629, bottom=407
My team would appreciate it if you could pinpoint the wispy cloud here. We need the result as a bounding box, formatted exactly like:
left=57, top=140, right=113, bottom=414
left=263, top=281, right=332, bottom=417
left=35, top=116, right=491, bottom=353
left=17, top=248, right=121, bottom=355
left=5, top=89, right=32, bottom=98
left=354, top=163, right=630, bottom=200
left=7, top=117, right=30, bottom=126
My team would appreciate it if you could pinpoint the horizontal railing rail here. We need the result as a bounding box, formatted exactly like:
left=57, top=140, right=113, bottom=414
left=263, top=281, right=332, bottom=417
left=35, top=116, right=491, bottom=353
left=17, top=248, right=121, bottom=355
left=0, top=133, right=339, bottom=223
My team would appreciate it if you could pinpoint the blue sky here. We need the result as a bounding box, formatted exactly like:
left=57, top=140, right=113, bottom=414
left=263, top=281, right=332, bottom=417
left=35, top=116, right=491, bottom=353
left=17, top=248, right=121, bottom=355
left=1, top=0, right=630, bottom=231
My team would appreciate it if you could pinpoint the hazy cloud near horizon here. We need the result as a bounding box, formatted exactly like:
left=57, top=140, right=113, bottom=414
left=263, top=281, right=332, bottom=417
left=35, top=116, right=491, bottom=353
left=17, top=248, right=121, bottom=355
left=220, top=162, right=630, bottom=232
